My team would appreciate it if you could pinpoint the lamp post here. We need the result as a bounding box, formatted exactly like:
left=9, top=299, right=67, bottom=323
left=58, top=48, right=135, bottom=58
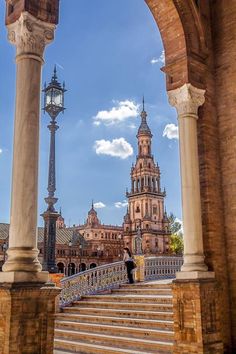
left=2, top=242, right=8, bottom=264
left=118, top=234, right=122, bottom=260
left=68, top=239, right=72, bottom=276
left=135, top=226, right=143, bottom=255
left=79, top=244, right=82, bottom=272
left=41, top=66, right=66, bottom=273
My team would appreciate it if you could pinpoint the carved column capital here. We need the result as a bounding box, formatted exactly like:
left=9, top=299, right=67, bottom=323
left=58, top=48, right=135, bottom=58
left=7, top=11, right=55, bottom=61
left=168, top=83, right=206, bottom=117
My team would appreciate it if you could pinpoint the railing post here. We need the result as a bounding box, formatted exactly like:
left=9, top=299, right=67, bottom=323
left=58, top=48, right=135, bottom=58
left=134, top=255, right=145, bottom=282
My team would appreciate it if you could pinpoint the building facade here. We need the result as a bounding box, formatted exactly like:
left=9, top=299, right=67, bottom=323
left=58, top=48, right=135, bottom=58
left=124, top=101, right=171, bottom=255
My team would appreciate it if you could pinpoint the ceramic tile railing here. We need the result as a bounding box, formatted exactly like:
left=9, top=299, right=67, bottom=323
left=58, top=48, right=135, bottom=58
left=60, top=261, right=127, bottom=307
left=144, top=256, right=183, bottom=280
left=59, top=256, right=183, bottom=307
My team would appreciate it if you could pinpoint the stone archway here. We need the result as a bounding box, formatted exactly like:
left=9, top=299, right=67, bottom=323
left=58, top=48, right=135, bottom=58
left=1, top=0, right=235, bottom=353
left=57, top=262, right=65, bottom=274
left=80, top=262, right=86, bottom=272
left=90, top=263, right=97, bottom=269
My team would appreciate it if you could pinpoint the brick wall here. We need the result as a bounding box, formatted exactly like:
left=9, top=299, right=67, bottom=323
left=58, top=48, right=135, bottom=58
left=212, top=0, right=236, bottom=349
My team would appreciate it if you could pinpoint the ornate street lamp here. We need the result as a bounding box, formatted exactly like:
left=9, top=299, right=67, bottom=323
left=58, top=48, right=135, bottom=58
left=118, top=234, right=122, bottom=260
left=41, top=66, right=66, bottom=273
left=68, top=239, right=72, bottom=276
left=2, top=242, right=8, bottom=264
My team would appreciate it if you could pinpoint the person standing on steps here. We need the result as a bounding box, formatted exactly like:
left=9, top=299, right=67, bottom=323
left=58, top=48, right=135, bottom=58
left=123, top=247, right=135, bottom=284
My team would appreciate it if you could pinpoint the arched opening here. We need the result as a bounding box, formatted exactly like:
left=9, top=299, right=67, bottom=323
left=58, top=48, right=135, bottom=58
left=1, top=0, right=233, bottom=352
left=57, top=262, right=64, bottom=274
left=80, top=262, right=86, bottom=272
left=68, top=262, right=76, bottom=276
left=90, top=263, right=97, bottom=269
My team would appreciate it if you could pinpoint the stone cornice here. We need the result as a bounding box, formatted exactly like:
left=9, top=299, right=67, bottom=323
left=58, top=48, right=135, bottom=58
left=7, top=11, right=55, bottom=60
left=168, top=83, right=205, bottom=117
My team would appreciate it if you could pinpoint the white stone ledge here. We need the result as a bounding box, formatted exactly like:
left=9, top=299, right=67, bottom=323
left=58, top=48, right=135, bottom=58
left=176, top=271, right=215, bottom=280
left=0, top=271, right=49, bottom=284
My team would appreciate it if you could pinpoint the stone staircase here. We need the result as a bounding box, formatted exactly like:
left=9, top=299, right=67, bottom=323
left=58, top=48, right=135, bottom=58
left=54, top=281, right=174, bottom=354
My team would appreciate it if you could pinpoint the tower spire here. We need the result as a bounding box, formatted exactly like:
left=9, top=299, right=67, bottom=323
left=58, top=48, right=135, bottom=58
left=53, top=64, right=57, bottom=80
left=137, top=97, right=152, bottom=138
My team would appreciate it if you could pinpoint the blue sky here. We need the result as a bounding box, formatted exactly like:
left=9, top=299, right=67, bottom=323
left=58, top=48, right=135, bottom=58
left=0, top=0, right=181, bottom=227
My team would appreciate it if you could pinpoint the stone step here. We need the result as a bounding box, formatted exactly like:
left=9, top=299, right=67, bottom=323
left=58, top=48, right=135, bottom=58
left=72, top=301, right=173, bottom=312
left=55, top=320, right=174, bottom=341
left=81, top=294, right=173, bottom=304
left=63, top=307, right=174, bottom=320
left=54, top=338, right=172, bottom=354
left=112, top=288, right=172, bottom=295
left=55, top=329, right=173, bottom=352
left=120, top=283, right=172, bottom=290
left=56, top=313, right=173, bottom=330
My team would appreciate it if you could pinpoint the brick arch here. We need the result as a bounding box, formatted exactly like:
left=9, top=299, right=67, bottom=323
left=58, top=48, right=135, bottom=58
left=145, top=0, right=208, bottom=90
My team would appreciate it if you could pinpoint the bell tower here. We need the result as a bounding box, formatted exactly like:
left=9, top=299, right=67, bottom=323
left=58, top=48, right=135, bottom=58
left=124, top=99, right=170, bottom=255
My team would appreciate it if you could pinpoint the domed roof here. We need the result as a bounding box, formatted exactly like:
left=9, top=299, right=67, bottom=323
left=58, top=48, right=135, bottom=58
left=137, top=98, right=152, bottom=138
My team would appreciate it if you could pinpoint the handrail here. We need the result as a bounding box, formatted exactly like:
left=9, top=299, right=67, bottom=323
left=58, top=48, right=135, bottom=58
left=60, top=261, right=127, bottom=307
left=59, top=256, right=183, bottom=307
left=144, top=256, right=183, bottom=280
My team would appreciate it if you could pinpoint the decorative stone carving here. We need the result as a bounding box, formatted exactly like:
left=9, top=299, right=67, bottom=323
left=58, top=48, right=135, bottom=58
left=168, top=83, right=205, bottom=116
left=7, top=11, right=55, bottom=59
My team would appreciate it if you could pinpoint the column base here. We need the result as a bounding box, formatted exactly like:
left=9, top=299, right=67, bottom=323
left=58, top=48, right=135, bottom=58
left=0, top=271, right=49, bottom=284
left=176, top=271, right=215, bottom=280
left=0, top=283, right=60, bottom=354
left=172, top=278, right=224, bottom=354
left=181, top=254, right=209, bottom=273
left=3, top=247, right=42, bottom=273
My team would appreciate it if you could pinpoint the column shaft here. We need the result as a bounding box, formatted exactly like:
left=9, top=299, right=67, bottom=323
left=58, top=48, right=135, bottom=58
left=1, top=12, right=55, bottom=282
left=168, top=83, right=211, bottom=277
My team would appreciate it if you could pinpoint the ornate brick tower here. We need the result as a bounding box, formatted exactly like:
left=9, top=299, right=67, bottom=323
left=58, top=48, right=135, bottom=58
left=124, top=99, right=170, bottom=255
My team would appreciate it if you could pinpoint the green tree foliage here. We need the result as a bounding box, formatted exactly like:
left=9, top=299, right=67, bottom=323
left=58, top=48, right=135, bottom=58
left=170, top=234, right=184, bottom=255
left=168, top=212, right=182, bottom=234
left=168, top=213, right=184, bottom=255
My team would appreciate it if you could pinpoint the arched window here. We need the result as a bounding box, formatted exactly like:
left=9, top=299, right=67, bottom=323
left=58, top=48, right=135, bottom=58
left=90, top=263, right=97, bottom=269
left=68, top=262, right=76, bottom=276
left=57, top=262, right=64, bottom=274
left=153, top=205, right=157, bottom=214
left=80, top=263, right=86, bottom=272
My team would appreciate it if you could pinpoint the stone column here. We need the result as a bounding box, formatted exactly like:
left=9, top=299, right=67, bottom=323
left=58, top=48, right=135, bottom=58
left=168, top=83, right=213, bottom=278
left=0, top=12, right=55, bottom=283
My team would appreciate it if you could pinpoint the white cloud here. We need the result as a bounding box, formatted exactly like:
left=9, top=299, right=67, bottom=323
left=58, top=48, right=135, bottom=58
left=94, top=138, right=133, bottom=159
left=151, top=50, right=165, bottom=65
left=163, top=124, right=179, bottom=140
left=93, top=100, right=139, bottom=126
left=115, top=200, right=128, bottom=208
left=0, top=149, right=2, bottom=154
left=128, top=123, right=136, bottom=130
left=94, top=202, right=106, bottom=209
left=151, top=58, right=159, bottom=64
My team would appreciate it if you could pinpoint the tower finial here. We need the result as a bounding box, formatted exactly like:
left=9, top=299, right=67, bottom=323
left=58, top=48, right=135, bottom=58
left=52, top=64, right=57, bottom=81
left=92, top=200, right=94, bottom=209
left=142, top=95, right=145, bottom=111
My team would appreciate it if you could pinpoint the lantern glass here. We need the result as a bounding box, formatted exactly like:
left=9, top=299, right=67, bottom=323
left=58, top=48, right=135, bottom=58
left=46, top=90, right=52, bottom=105
left=52, top=88, right=62, bottom=106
